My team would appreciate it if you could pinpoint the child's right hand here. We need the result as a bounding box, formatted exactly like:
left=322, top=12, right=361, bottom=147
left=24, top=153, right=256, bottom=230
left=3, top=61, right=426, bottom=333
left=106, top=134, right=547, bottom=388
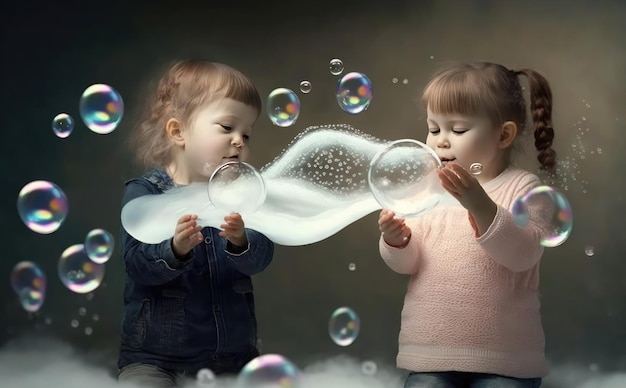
left=172, top=214, right=203, bottom=258
left=378, top=209, right=411, bottom=248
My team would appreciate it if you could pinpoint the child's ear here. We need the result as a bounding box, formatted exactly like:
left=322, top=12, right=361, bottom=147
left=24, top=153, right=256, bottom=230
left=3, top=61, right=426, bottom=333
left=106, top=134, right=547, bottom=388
left=498, top=121, right=518, bottom=149
left=165, top=118, right=185, bottom=146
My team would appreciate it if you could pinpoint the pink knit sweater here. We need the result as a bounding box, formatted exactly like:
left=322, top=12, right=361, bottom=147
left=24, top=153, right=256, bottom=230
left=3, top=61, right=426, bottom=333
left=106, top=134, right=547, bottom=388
left=379, top=168, right=551, bottom=378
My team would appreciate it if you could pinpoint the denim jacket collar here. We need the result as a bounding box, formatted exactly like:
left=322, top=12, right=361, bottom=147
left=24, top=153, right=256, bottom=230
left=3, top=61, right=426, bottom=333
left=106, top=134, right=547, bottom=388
left=143, top=168, right=176, bottom=192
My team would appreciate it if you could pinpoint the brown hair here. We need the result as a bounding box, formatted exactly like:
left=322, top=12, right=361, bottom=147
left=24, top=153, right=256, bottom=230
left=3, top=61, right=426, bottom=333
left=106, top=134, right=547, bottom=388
left=130, top=60, right=262, bottom=168
left=422, top=62, right=556, bottom=171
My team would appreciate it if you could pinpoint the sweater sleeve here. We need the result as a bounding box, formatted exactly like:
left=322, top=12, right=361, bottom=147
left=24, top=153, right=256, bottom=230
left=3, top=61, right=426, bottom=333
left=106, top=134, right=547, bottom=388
left=378, top=218, right=421, bottom=275
left=476, top=174, right=554, bottom=272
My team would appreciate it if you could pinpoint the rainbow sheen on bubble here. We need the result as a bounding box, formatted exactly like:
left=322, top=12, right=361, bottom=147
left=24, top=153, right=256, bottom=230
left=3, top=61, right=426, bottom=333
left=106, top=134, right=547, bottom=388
left=10, top=261, right=46, bottom=312
left=328, top=306, right=360, bottom=346
left=329, top=58, right=344, bottom=76
left=368, top=139, right=444, bottom=217
left=266, top=88, right=300, bottom=127
left=510, top=185, right=573, bottom=247
left=208, top=162, right=266, bottom=215
left=58, top=244, right=105, bottom=293
left=52, top=113, right=74, bottom=138
left=84, top=228, right=115, bottom=264
left=336, top=72, right=373, bottom=114
left=237, top=354, right=302, bottom=388
left=299, top=80, right=311, bottom=94
left=79, top=84, right=124, bottom=134
left=17, top=180, right=69, bottom=234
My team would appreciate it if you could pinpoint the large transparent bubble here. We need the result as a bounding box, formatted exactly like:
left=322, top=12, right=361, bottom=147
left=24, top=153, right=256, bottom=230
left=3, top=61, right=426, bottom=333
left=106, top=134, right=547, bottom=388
left=266, top=88, right=300, bottom=127
left=10, top=261, right=46, bottom=312
left=328, top=306, right=360, bottom=346
left=79, top=84, right=124, bottom=134
left=84, top=228, right=115, bottom=264
left=58, top=244, right=105, bottom=293
left=208, top=162, right=266, bottom=215
left=368, top=139, right=444, bottom=217
left=336, top=72, right=373, bottom=114
left=237, top=354, right=302, bottom=387
left=17, top=180, right=69, bottom=234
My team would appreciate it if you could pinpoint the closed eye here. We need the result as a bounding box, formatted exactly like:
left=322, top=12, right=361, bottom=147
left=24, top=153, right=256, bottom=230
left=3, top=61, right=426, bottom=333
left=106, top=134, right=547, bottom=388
left=452, top=129, right=468, bottom=134
left=429, top=128, right=440, bottom=134
left=220, top=124, right=232, bottom=131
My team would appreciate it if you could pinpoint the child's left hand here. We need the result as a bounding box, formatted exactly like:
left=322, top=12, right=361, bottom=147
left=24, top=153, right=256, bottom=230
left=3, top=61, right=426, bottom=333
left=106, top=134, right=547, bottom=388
left=219, top=213, right=248, bottom=248
left=437, top=163, right=492, bottom=214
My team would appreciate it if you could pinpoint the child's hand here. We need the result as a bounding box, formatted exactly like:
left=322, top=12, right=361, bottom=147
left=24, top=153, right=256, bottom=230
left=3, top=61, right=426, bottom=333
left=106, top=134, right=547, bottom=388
left=378, top=209, right=411, bottom=248
left=172, top=214, right=203, bottom=258
left=437, top=163, right=491, bottom=212
left=219, top=213, right=248, bottom=248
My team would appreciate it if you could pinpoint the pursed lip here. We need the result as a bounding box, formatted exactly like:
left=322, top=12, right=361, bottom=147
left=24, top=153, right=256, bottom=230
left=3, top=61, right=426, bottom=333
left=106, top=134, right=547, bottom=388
left=439, top=157, right=456, bottom=163
left=222, top=155, right=239, bottom=161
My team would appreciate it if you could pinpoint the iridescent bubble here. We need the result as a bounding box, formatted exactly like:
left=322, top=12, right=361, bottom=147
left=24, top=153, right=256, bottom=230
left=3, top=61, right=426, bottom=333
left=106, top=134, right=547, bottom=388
left=196, top=368, right=216, bottom=387
left=10, top=261, right=46, bottom=312
left=78, top=307, right=87, bottom=316
left=361, top=361, right=378, bottom=376
left=237, top=354, right=302, bottom=388
left=392, top=78, right=398, bottom=84
left=299, top=80, right=312, bottom=94
left=208, top=162, right=266, bottom=215
left=58, top=244, right=106, bottom=293
left=71, top=319, right=79, bottom=328
left=585, top=246, right=595, bottom=257
left=510, top=186, right=573, bottom=247
left=328, top=306, right=360, bottom=346
left=84, top=228, right=115, bottom=264
left=368, top=139, right=444, bottom=217
left=329, top=58, right=344, bottom=76
left=17, top=180, right=69, bottom=234
left=52, top=113, right=74, bottom=138
left=336, top=72, right=373, bottom=114
left=469, top=162, right=483, bottom=176
left=266, top=88, right=300, bottom=127
left=348, top=263, right=356, bottom=271
left=84, top=327, right=93, bottom=336
left=79, top=84, right=124, bottom=134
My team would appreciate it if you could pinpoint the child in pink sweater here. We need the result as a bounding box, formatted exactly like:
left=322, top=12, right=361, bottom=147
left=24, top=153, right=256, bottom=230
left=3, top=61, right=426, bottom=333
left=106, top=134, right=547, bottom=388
left=378, top=62, right=557, bottom=388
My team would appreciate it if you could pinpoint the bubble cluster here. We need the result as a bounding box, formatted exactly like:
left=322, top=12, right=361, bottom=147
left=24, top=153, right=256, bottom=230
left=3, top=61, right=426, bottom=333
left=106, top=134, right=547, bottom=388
left=208, top=162, right=266, bottom=215
left=58, top=244, right=106, bottom=293
left=329, top=58, right=344, bottom=76
left=368, top=139, right=444, bottom=217
left=266, top=88, right=300, bottom=127
left=336, top=72, right=373, bottom=114
left=237, top=354, right=302, bottom=387
left=52, top=113, right=74, bottom=138
left=299, top=80, right=312, bottom=94
left=79, top=84, right=124, bottom=134
left=17, top=180, right=69, bottom=234
left=328, top=306, right=360, bottom=346
left=10, top=261, right=46, bottom=312
left=84, top=229, right=115, bottom=264
left=510, top=186, right=573, bottom=247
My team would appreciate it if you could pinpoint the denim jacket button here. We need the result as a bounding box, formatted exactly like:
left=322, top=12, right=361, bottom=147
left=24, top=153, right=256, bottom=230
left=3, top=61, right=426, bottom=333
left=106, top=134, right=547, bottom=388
left=211, top=355, right=218, bottom=360
left=204, top=236, right=211, bottom=244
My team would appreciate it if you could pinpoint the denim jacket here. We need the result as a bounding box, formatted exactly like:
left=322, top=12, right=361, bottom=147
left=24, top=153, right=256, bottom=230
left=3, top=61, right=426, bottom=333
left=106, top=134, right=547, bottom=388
left=117, top=169, right=274, bottom=373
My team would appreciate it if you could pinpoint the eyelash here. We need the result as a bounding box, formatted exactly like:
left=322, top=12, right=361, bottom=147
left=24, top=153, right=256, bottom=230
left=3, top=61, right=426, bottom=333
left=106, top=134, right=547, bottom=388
left=429, top=129, right=467, bottom=134
left=220, top=125, right=250, bottom=142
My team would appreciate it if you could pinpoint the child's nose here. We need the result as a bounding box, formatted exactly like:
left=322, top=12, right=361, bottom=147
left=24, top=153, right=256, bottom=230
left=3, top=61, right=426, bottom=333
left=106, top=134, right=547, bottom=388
left=231, top=134, right=244, bottom=147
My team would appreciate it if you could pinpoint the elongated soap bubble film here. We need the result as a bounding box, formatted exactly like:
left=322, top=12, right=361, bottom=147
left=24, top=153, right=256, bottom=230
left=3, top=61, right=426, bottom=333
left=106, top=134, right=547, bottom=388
left=84, top=228, right=115, bottom=264
left=208, top=162, right=266, bottom=215
left=237, top=354, right=302, bottom=388
left=336, top=72, right=373, bottom=114
left=58, top=244, right=105, bottom=293
left=368, top=139, right=444, bottom=217
left=10, top=261, right=46, bottom=312
left=511, top=185, right=573, bottom=247
left=79, top=84, right=124, bottom=134
left=17, top=180, right=69, bottom=234
left=51, top=113, right=74, bottom=138
left=121, top=125, right=459, bottom=246
left=328, top=306, right=360, bottom=346
left=266, top=88, right=300, bottom=127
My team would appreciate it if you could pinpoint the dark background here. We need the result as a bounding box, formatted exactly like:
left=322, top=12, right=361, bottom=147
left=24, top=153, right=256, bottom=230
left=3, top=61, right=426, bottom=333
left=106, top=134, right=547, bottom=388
left=1, top=0, right=625, bottom=383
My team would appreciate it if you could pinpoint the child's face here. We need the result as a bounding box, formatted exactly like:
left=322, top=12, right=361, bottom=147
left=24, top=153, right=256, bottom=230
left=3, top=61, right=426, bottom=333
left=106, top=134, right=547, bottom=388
left=425, top=107, right=504, bottom=181
left=182, top=97, right=258, bottom=179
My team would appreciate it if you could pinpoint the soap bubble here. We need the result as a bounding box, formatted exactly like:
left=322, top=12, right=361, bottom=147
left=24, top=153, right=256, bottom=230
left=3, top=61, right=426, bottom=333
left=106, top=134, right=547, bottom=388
left=196, top=368, right=216, bottom=387
left=10, top=261, right=46, bottom=312
left=469, top=162, right=483, bottom=175
left=79, top=84, right=124, bottom=134
left=328, top=306, right=360, bottom=346
left=84, top=228, right=114, bottom=264
left=585, top=246, right=595, bottom=257
left=361, top=361, right=378, bottom=376
left=510, top=186, right=573, bottom=247
left=336, top=72, right=373, bottom=114
left=266, top=88, right=300, bottom=127
left=51, top=113, right=74, bottom=138
left=237, top=354, right=302, bottom=387
left=348, top=263, right=356, bottom=271
left=58, top=244, right=105, bottom=293
left=299, top=80, right=311, bottom=94
left=208, top=162, right=266, bottom=215
left=17, top=180, right=69, bottom=234
left=368, top=139, right=444, bottom=217
left=85, top=327, right=93, bottom=336
left=329, top=58, right=344, bottom=75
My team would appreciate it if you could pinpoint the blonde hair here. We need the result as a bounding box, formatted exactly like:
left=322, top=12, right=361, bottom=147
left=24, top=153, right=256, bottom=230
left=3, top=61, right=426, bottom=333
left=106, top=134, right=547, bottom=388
left=130, top=60, right=262, bottom=168
left=422, top=62, right=556, bottom=171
